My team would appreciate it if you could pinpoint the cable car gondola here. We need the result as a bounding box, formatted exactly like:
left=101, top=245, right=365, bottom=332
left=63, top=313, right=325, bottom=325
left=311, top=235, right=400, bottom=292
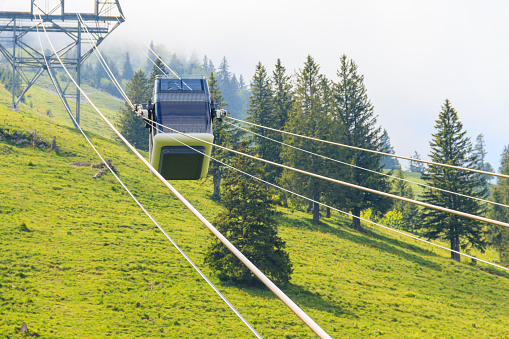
left=134, top=76, right=225, bottom=180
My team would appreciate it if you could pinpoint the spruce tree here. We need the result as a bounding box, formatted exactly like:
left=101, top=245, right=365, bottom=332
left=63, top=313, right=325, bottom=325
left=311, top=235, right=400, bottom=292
left=332, top=55, right=392, bottom=232
left=246, top=62, right=279, bottom=181
left=271, top=59, right=294, bottom=185
left=122, top=52, right=134, bottom=81
left=380, top=129, right=399, bottom=170
left=116, top=70, right=151, bottom=151
left=409, top=151, right=424, bottom=174
left=149, top=57, right=166, bottom=93
left=281, top=55, right=329, bottom=224
left=208, top=71, right=229, bottom=197
left=473, top=134, right=494, bottom=191
left=488, top=146, right=509, bottom=266
left=204, top=146, right=293, bottom=284
left=393, top=165, right=420, bottom=232
left=419, top=99, right=487, bottom=262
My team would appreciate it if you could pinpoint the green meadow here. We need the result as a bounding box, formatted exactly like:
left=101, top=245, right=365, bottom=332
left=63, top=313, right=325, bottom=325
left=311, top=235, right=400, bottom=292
left=0, top=82, right=508, bottom=338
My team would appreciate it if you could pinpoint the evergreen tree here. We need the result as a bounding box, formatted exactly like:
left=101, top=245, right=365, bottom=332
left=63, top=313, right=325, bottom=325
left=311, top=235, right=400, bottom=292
left=409, top=151, right=424, bottom=174
left=122, top=52, right=134, bottom=80
left=149, top=57, right=166, bottom=93
left=474, top=134, right=494, bottom=190
left=247, top=62, right=279, bottom=181
left=419, top=100, right=487, bottom=262
left=380, top=129, right=399, bottom=170
left=281, top=55, right=329, bottom=224
left=116, top=70, right=151, bottom=150
left=271, top=59, right=294, bottom=187
left=332, top=54, right=392, bottom=232
left=209, top=71, right=229, bottom=197
left=204, top=146, right=293, bottom=284
left=393, top=165, right=419, bottom=232
left=239, top=74, right=246, bottom=90
left=488, top=146, right=509, bottom=266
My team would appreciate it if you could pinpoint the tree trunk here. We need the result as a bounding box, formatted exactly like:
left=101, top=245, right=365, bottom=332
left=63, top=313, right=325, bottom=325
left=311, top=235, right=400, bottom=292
left=213, top=171, right=221, bottom=197
left=307, top=201, right=313, bottom=213
left=51, top=136, right=57, bottom=152
left=312, top=201, right=320, bottom=224
left=451, top=236, right=461, bottom=262
left=281, top=194, right=288, bottom=208
left=326, top=207, right=331, bottom=218
left=351, top=206, right=364, bottom=232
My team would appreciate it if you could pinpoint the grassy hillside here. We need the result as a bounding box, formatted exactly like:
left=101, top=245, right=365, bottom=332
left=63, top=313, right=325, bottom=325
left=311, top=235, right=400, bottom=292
left=1, top=83, right=508, bottom=338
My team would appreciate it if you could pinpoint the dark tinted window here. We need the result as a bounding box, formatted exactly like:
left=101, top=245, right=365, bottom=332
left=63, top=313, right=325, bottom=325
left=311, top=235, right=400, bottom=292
left=160, top=79, right=203, bottom=92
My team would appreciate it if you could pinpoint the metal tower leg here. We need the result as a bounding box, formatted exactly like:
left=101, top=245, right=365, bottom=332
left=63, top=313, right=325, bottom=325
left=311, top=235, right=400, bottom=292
left=76, top=18, right=81, bottom=126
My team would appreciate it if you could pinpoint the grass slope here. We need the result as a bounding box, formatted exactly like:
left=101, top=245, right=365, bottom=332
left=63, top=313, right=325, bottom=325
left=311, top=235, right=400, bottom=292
left=1, top=84, right=508, bottom=338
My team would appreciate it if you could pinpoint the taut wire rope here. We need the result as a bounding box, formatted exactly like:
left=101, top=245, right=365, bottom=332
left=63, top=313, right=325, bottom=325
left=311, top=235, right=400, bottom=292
left=225, top=120, right=509, bottom=210
left=38, top=16, right=331, bottom=339
left=143, top=118, right=509, bottom=230
left=35, top=21, right=262, bottom=339
left=143, top=120, right=509, bottom=272
left=226, top=116, right=509, bottom=180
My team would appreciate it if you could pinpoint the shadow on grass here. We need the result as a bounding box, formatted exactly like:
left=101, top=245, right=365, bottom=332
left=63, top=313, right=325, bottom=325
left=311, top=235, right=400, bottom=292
left=278, top=213, right=443, bottom=271
left=231, top=280, right=357, bottom=319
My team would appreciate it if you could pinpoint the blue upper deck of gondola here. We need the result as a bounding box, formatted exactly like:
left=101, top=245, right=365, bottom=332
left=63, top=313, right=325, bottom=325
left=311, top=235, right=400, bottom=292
left=154, top=77, right=212, bottom=134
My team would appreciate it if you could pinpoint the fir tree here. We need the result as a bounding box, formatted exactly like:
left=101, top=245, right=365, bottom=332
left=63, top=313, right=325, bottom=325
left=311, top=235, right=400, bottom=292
left=148, top=57, right=166, bottom=93
left=419, top=100, right=487, bottom=262
left=473, top=134, right=494, bottom=190
left=122, top=52, right=134, bottom=80
left=115, top=70, right=151, bottom=151
left=488, top=146, right=509, bottom=266
left=380, top=129, right=399, bottom=170
left=208, top=71, right=229, bottom=197
left=246, top=62, right=278, bottom=180
left=409, top=151, right=424, bottom=174
left=281, top=55, right=329, bottom=224
left=204, top=145, right=293, bottom=284
left=393, top=165, right=419, bottom=232
left=332, top=55, right=392, bottom=232
left=271, top=59, right=294, bottom=189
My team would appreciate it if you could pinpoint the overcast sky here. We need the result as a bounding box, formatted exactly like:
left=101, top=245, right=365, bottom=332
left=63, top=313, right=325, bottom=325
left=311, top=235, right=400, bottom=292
left=3, top=0, right=509, bottom=171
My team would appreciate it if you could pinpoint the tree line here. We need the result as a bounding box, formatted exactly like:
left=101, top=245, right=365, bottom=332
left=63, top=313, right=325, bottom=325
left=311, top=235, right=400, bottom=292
left=115, top=53, right=509, bottom=283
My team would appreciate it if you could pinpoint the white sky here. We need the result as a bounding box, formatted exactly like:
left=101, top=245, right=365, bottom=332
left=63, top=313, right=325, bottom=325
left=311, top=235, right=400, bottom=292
left=2, top=0, right=509, bottom=170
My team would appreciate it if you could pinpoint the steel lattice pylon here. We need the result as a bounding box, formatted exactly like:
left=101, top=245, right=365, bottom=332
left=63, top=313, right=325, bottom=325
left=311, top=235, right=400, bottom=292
left=0, top=0, right=124, bottom=126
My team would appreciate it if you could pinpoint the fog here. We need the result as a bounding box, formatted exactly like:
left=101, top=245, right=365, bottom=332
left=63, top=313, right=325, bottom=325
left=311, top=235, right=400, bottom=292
left=2, top=0, right=509, bottom=170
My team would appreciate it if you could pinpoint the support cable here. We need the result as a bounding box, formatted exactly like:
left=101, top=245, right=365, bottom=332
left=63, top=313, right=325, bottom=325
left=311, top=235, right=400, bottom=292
left=77, top=13, right=134, bottom=109
left=39, top=16, right=331, bottom=339
left=226, top=116, right=509, bottom=180
left=225, top=120, right=509, bottom=210
left=116, top=14, right=192, bottom=90
left=143, top=120, right=508, bottom=272
left=144, top=118, right=509, bottom=230
left=35, top=21, right=262, bottom=339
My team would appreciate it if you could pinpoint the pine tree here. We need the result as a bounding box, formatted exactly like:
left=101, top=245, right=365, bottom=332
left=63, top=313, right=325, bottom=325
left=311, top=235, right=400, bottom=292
left=115, top=70, right=151, bottom=151
left=488, top=146, right=509, bottom=266
left=380, top=129, right=399, bottom=170
left=122, top=52, right=134, bottom=80
left=473, top=134, right=494, bottom=191
left=281, top=55, right=329, bottom=224
left=246, top=62, right=279, bottom=181
left=419, top=99, right=487, bottom=262
left=393, top=165, right=419, bottom=232
left=204, top=146, right=293, bottom=284
left=409, top=151, right=424, bottom=174
left=208, top=71, right=229, bottom=197
left=332, top=54, right=392, bottom=232
left=271, top=59, right=294, bottom=190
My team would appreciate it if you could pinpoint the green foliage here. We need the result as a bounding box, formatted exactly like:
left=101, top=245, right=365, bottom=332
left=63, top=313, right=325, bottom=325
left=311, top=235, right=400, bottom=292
left=282, top=55, right=330, bottom=224
left=115, top=70, right=151, bottom=151
left=0, top=70, right=508, bottom=338
left=393, top=166, right=420, bottom=232
left=205, top=148, right=292, bottom=284
left=331, top=54, right=392, bottom=232
left=419, top=99, right=488, bottom=262
left=122, top=52, right=134, bottom=81
left=489, top=145, right=509, bottom=266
